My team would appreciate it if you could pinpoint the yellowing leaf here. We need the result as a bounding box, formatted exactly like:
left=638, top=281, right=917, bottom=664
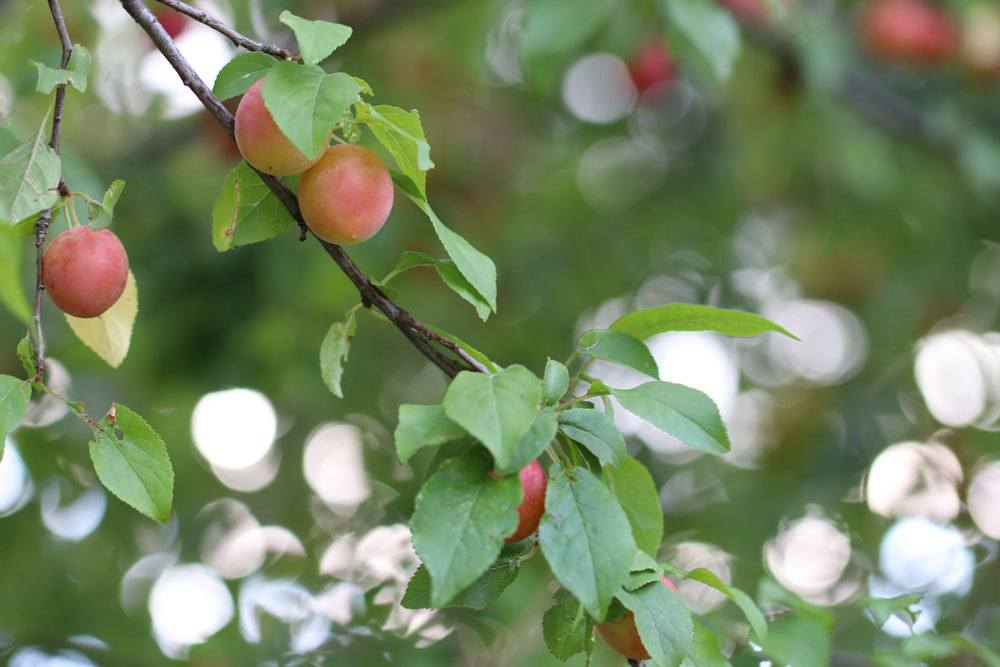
left=65, top=271, right=138, bottom=368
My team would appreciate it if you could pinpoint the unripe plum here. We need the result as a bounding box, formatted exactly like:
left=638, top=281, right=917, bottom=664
left=861, top=0, right=958, bottom=65
left=298, top=143, right=394, bottom=245
left=628, top=39, right=677, bottom=97
left=504, top=459, right=548, bottom=543
left=234, top=80, right=323, bottom=176
left=43, top=227, right=129, bottom=318
left=596, top=577, right=678, bottom=660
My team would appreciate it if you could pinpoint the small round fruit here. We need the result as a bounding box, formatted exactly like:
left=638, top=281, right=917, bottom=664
left=234, top=80, right=322, bottom=176
left=154, top=7, right=189, bottom=39
left=628, top=39, right=677, bottom=96
left=861, top=0, right=958, bottom=65
left=596, top=577, right=678, bottom=660
left=506, top=459, right=548, bottom=544
left=43, top=227, right=129, bottom=318
left=298, top=144, right=394, bottom=245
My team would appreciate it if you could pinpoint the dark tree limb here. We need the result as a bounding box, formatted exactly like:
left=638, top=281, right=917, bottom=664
left=152, top=0, right=295, bottom=60
left=32, top=0, right=75, bottom=382
left=119, top=0, right=489, bottom=377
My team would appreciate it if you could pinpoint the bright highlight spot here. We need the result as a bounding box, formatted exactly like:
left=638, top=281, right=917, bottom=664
left=192, top=388, right=277, bottom=470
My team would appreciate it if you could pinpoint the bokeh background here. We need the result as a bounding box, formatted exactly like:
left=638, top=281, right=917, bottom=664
left=1, top=0, right=998, bottom=665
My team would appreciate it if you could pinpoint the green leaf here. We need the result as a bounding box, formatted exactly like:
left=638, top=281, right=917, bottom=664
left=660, top=0, right=741, bottom=82
left=212, top=52, right=278, bottom=100
left=685, top=568, right=767, bottom=640
left=611, top=303, right=797, bottom=341
left=86, top=179, right=125, bottom=230
left=443, top=366, right=541, bottom=471
left=558, top=408, right=626, bottom=466
left=32, top=44, right=92, bottom=93
left=0, top=375, right=32, bottom=457
left=0, top=113, right=61, bottom=225
left=65, top=271, right=138, bottom=368
left=612, top=381, right=730, bottom=455
left=543, top=359, right=569, bottom=405
left=427, top=324, right=500, bottom=373
left=261, top=62, right=361, bottom=160
left=578, top=329, right=659, bottom=378
left=381, top=251, right=490, bottom=320
left=681, top=621, right=731, bottom=667
left=0, top=226, right=30, bottom=323
left=521, top=0, right=614, bottom=60
left=760, top=615, right=831, bottom=667
left=319, top=307, right=357, bottom=399
left=618, top=580, right=693, bottom=667
left=211, top=162, right=296, bottom=251
left=396, top=177, right=498, bottom=313
left=605, top=456, right=664, bottom=557
left=410, top=452, right=521, bottom=607
left=498, top=407, right=557, bottom=476
left=857, top=593, right=923, bottom=629
left=626, top=551, right=664, bottom=591
left=539, top=466, right=636, bottom=621
left=395, top=403, right=466, bottom=464
left=17, top=335, right=36, bottom=379
left=89, top=404, right=173, bottom=522
left=402, top=561, right=518, bottom=610
left=356, top=104, right=433, bottom=197
left=542, top=588, right=595, bottom=662
left=278, top=11, right=352, bottom=66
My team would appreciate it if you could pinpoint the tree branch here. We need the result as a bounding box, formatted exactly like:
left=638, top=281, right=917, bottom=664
left=32, top=0, right=75, bottom=382
left=152, top=0, right=295, bottom=60
left=738, top=18, right=946, bottom=152
left=119, top=0, right=489, bottom=377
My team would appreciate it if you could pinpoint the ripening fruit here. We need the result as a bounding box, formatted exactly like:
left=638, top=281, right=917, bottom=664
left=43, top=227, right=129, bottom=318
left=861, top=0, right=958, bottom=65
left=505, top=459, right=548, bottom=543
left=298, top=144, right=394, bottom=245
left=628, top=39, right=677, bottom=97
left=154, top=7, right=189, bottom=39
left=596, top=577, right=678, bottom=660
left=234, top=80, right=323, bottom=176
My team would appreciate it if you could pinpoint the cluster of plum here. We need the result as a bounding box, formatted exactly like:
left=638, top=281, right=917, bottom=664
left=503, top=460, right=676, bottom=661
left=233, top=80, right=395, bottom=246
left=42, top=75, right=395, bottom=320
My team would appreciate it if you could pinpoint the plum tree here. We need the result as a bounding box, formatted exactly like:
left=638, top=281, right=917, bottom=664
left=234, top=80, right=323, bottom=176
left=43, top=227, right=129, bottom=318
left=861, top=0, right=958, bottom=65
left=297, top=143, right=395, bottom=245
left=505, top=459, right=548, bottom=544
left=595, top=577, right=678, bottom=660
left=628, top=38, right=677, bottom=97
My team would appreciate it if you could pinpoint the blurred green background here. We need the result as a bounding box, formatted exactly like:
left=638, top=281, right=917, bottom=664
left=0, top=0, right=998, bottom=665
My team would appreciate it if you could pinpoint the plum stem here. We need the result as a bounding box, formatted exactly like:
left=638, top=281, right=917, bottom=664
left=32, top=0, right=75, bottom=383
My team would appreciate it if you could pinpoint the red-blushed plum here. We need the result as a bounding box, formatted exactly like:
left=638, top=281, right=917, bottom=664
left=297, top=144, right=395, bottom=246
left=234, top=80, right=323, bottom=176
left=154, top=7, right=188, bottom=39
left=862, top=0, right=958, bottom=65
left=628, top=38, right=677, bottom=97
left=43, top=227, right=129, bottom=318
left=596, top=577, right=678, bottom=660
left=505, top=459, right=547, bottom=544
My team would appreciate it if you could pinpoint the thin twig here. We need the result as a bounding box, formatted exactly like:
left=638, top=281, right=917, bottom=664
left=119, top=0, right=489, bottom=377
left=738, top=18, right=945, bottom=152
left=152, top=0, right=295, bottom=60
left=32, top=0, right=75, bottom=382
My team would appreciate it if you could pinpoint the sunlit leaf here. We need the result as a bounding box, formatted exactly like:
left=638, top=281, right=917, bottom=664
left=32, top=44, right=91, bottom=93
left=319, top=307, right=357, bottom=398
left=611, top=303, right=797, bottom=341
left=612, top=381, right=730, bottom=455
left=278, top=11, right=352, bottom=66
left=65, top=271, right=138, bottom=368
left=0, top=112, right=61, bottom=226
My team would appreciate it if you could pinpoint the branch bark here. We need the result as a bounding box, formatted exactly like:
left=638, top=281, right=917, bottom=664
left=33, top=0, right=75, bottom=382
left=119, top=0, right=489, bottom=377
left=152, top=0, right=295, bottom=60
